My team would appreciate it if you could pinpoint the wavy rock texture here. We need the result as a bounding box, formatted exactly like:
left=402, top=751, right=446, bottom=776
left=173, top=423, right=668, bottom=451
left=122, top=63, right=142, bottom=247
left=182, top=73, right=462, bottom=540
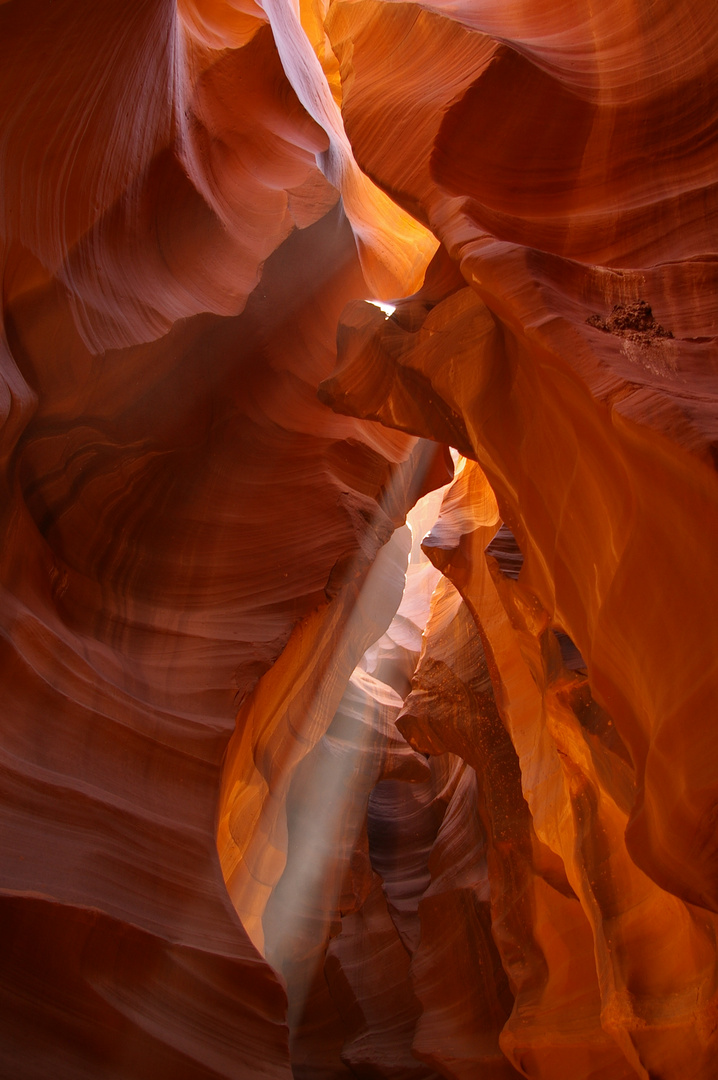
left=2, top=0, right=718, bottom=1078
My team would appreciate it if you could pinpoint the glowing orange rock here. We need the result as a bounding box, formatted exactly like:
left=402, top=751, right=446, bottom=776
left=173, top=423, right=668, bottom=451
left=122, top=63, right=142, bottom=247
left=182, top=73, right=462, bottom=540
left=2, top=0, right=718, bottom=1076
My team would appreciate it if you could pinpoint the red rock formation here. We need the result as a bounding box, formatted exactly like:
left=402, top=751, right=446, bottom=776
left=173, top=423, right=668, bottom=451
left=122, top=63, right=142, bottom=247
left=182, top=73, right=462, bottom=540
left=2, top=0, right=718, bottom=1077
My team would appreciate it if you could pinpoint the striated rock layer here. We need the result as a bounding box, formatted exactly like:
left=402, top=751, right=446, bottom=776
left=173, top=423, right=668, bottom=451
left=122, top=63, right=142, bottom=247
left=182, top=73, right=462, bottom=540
left=1, top=0, right=718, bottom=1078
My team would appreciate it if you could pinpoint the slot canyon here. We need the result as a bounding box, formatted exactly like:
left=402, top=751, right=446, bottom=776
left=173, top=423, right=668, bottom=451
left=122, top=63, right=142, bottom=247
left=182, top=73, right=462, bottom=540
left=1, top=0, right=718, bottom=1077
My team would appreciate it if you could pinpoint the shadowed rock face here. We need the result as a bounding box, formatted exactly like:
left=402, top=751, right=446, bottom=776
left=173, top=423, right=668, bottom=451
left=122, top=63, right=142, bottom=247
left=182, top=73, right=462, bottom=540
left=1, top=1, right=718, bottom=1078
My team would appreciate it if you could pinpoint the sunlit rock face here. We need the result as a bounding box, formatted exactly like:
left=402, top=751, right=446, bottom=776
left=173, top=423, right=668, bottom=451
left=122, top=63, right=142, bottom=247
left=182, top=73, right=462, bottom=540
left=1, top=0, right=718, bottom=1078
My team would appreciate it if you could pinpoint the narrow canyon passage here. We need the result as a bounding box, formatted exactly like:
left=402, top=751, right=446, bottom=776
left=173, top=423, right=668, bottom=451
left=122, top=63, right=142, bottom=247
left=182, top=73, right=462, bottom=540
left=1, top=0, right=718, bottom=1078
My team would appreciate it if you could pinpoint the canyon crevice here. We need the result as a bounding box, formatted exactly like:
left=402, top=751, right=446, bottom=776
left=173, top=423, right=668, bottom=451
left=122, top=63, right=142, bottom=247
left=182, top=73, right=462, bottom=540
left=1, top=1, right=717, bottom=1077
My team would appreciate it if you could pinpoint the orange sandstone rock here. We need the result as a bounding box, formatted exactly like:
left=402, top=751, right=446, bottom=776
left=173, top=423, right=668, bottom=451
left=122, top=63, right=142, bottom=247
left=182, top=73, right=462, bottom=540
left=2, top=0, right=718, bottom=1077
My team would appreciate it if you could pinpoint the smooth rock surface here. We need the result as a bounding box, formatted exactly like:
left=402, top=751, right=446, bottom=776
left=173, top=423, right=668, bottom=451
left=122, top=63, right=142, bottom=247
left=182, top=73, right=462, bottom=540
left=2, top=0, right=718, bottom=1077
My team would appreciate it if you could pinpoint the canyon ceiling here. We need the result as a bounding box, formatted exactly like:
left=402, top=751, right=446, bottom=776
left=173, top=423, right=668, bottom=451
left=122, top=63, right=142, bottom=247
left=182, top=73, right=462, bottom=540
left=1, top=0, right=718, bottom=1078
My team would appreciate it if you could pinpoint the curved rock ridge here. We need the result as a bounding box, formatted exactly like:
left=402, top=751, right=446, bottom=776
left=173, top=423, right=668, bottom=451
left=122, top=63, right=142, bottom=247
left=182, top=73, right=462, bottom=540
left=324, top=241, right=718, bottom=920
left=327, top=0, right=718, bottom=265
left=1, top=0, right=435, bottom=356
left=1, top=0, right=718, bottom=1077
left=317, top=0, right=718, bottom=1071
left=0, top=177, right=447, bottom=1074
left=324, top=276, right=718, bottom=1073
left=397, top=461, right=718, bottom=1077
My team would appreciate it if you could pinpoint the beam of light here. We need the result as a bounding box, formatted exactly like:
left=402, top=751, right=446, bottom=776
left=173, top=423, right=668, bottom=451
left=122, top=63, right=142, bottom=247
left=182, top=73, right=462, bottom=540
left=258, top=453, right=429, bottom=985
left=217, top=439, right=453, bottom=1040
left=262, top=545, right=410, bottom=1031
